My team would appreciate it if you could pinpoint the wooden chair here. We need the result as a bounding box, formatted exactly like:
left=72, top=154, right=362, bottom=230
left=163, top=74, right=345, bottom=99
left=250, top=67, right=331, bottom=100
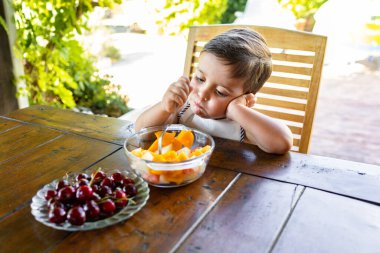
left=183, top=25, right=327, bottom=153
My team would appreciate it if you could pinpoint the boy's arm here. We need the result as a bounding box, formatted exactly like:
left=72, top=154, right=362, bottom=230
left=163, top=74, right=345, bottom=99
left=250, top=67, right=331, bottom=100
left=134, top=102, right=177, bottom=132
left=226, top=94, right=293, bottom=154
left=135, top=76, right=191, bottom=132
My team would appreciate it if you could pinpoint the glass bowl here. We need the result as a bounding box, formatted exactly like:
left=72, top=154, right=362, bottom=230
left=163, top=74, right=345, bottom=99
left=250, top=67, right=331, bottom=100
left=124, top=124, right=215, bottom=188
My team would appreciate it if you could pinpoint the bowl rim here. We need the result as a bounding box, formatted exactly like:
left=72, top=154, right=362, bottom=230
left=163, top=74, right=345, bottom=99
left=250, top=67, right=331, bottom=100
left=123, top=124, right=215, bottom=166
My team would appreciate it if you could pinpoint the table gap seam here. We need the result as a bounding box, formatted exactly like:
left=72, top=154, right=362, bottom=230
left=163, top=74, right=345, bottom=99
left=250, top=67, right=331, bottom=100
left=0, top=133, right=66, bottom=166
left=2, top=117, right=132, bottom=146
left=267, top=185, right=306, bottom=253
left=169, top=172, right=242, bottom=253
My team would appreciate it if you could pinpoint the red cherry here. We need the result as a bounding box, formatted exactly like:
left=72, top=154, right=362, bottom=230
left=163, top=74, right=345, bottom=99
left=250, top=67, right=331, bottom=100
left=111, top=172, right=125, bottom=182
left=56, top=180, right=69, bottom=190
left=84, top=200, right=100, bottom=220
left=123, top=184, right=138, bottom=197
left=44, top=190, right=57, bottom=201
left=100, top=199, right=116, bottom=214
left=76, top=185, right=93, bottom=202
left=76, top=173, right=90, bottom=181
left=122, top=178, right=135, bottom=186
left=113, top=189, right=128, bottom=208
left=99, top=185, right=112, bottom=197
left=92, top=171, right=106, bottom=181
left=57, top=186, right=76, bottom=203
left=67, top=206, right=86, bottom=225
left=48, top=206, right=66, bottom=224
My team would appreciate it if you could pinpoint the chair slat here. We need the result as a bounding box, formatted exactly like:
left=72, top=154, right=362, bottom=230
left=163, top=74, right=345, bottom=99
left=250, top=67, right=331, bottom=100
left=267, top=76, right=310, bottom=88
left=255, top=108, right=304, bottom=123
left=272, top=64, right=312, bottom=76
left=256, top=97, right=306, bottom=111
left=288, top=125, right=303, bottom=135
left=259, top=87, right=308, bottom=99
left=272, top=52, right=315, bottom=64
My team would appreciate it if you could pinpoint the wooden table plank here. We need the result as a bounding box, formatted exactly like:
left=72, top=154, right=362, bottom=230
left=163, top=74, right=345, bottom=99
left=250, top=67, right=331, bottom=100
left=0, top=117, right=22, bottom=133
left=0, top=208, right=69, bottom=253
left=0, top=134, right=120, bottom=217
left=6, top=105, right=133, bottom=145
left=0, top=124, right=62, bottom=164
left=210, top=138, right=380, bottom=204
left=272, top=188, right=380, bottom=253
left=177, top=174, right=303, bottom=253
left=50, top=150, right=239, bottom=253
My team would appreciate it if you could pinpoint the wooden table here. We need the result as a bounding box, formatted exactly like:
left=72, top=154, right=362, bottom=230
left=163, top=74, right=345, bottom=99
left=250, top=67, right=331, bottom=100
left=1, top=105, right=380, bottom=253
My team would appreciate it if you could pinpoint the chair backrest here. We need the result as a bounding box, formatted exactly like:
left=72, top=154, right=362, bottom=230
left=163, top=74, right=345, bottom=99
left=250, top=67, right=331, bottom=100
left=183, top=24, right=327, bottom=153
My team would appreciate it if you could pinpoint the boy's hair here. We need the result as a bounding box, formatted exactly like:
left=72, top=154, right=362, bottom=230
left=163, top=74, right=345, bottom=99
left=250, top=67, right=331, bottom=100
left=202, top=28, right=272, bottom=94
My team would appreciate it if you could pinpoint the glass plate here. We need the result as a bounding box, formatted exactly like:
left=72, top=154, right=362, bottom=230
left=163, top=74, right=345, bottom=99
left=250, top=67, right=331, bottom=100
left=30, top=170, right=149, bottom=231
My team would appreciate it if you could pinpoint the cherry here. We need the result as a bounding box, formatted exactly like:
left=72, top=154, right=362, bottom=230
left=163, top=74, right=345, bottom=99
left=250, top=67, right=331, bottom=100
left=56, top=180, right=69, bottom=190
left=113, top=189, right=128, bottom=208
left=48, top=206, right=66, bottom=224
left=57, top=186, right=76, bottom=203
left=76, top=173, right=89, bottom=181
left=75, top=179, right=89, bottom=188
left=92, top=171, right=106, bottom=181
left=100, top=199, right=116, bottom=214
left=111, top=172, right=125, bottom=182
left=76, top=185, right=93, bottom=202
left=44, top=190, right=57, bottom=201
left=67, top=206, right=86, bottom=225
left=84, top=200, right=100, bottom=220
left=123, top=183, right=138, bottom=197
left=99, top=185, right=112, bottom=197
left=122, top=178, right=135, bottom=186
left=100, top=177, right=113, bottom=189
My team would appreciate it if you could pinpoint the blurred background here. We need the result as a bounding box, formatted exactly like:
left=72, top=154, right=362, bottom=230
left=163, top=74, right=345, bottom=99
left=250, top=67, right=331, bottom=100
left=1, top=0, right=379, bottom=165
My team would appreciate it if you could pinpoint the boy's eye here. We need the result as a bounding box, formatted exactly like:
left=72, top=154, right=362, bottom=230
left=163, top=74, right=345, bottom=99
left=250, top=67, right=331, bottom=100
left=195, top=76, right=205, bottom=83
left=216, top=89, right=227, bottom=97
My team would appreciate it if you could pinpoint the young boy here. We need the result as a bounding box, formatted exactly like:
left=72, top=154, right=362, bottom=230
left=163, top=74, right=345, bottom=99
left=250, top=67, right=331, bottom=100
left=135, top=28, right=293, bottom=154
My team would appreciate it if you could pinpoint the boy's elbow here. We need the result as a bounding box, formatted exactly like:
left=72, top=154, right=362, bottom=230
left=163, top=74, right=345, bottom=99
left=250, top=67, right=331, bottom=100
left=262, top=135, right=293, bottom=155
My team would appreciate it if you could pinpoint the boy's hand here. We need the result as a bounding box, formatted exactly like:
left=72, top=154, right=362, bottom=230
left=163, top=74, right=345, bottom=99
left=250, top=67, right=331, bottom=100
left=161, top=76, right=191, bottom=113
left=226, top=93, right=257, bottom=119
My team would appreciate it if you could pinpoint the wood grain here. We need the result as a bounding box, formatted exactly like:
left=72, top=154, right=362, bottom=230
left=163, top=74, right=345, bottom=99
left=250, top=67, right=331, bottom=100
left=177, top=175, right=303, bottom=253
left=0, top=124, right=62, bottom=163
left=0, top=117, right=21, bottom=133
left=6, top=105, right=133, bottom=145
left=210, top=138, right=380, bottom=204
left=0, top=133, right=120, bottom=217
left=272, top=188, right=380, bottom=253
left=0, top=208, right=69, bottom=253
left=50, top=150, right=239, bottom=253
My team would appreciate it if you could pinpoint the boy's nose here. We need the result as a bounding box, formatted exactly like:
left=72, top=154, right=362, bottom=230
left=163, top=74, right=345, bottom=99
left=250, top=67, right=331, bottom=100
left=198, top=86, right=211, bottom=101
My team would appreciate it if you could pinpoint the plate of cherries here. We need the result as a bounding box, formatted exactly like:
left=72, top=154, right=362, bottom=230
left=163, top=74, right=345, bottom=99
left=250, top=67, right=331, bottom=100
left=31, top=168, right=149, bottom=231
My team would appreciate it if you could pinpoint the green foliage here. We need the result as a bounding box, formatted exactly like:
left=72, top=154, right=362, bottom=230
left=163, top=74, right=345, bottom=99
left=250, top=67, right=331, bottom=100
left=221, top=0, right=248, bottom=24
left=278, top=0, right=328, bottom=19
left=154, top=0, right=228, bottom=36
left=13, top=0, right=129, bottom=117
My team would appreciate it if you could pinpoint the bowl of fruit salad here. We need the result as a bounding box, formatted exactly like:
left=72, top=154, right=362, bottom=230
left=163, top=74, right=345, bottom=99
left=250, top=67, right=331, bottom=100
left=124, top=124, right=215, bottom=187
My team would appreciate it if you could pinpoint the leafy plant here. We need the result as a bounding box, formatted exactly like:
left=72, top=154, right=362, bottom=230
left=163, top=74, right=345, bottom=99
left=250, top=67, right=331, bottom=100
left=278, top=0, right=328, bottom=20
left=221, top=0, right=248, bottom=24
left=153, top=0, right=228, bottom=36
left=12, top=0, right=129, bottom=117
left=278, top=0, right=328, bottom=30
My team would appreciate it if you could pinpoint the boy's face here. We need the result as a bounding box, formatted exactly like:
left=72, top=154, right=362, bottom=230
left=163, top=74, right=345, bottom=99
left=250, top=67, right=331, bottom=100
left=188, top=52, right=245, bottom=119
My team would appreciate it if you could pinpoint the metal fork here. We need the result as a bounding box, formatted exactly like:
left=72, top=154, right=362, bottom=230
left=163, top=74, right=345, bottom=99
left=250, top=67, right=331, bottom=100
left=157, top=126, right=168, bottom=154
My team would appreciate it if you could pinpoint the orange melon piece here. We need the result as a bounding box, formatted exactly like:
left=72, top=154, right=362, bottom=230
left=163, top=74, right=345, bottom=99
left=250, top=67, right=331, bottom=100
left=175, top=130, right=194, bottom=148
left=201, top=145, right=211, bottom=153
left=148, top=131, right=176, bottom=152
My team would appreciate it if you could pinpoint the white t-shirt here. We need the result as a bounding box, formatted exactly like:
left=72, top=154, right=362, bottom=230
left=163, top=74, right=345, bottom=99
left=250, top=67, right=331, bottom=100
left=177, top=102, right=245, bottom=142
